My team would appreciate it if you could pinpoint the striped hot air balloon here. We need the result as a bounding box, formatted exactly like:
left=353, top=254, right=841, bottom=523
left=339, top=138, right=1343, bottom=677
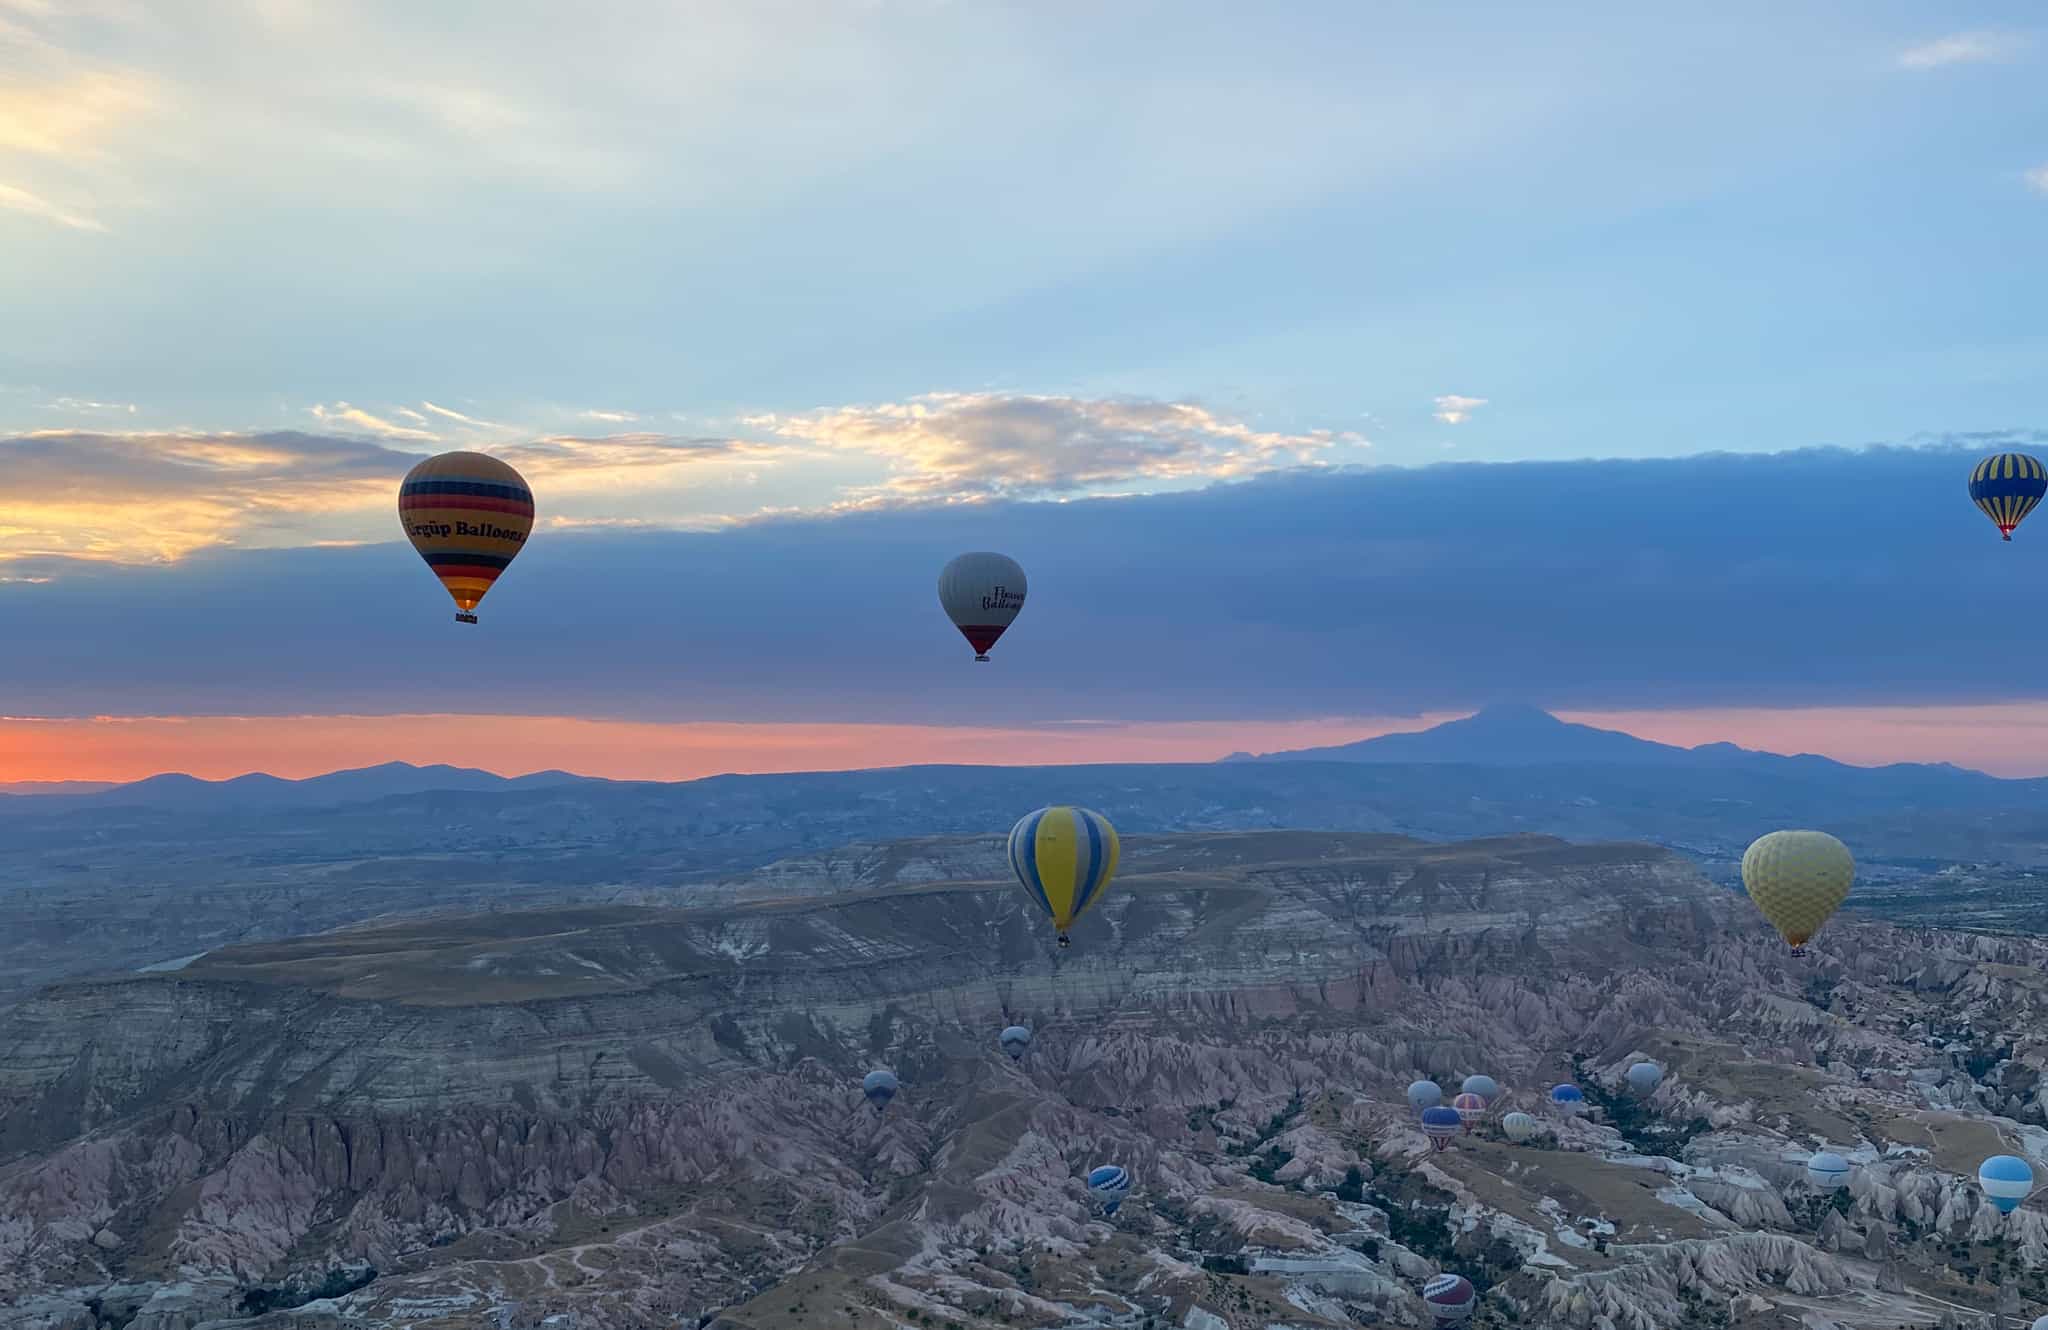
left=1969, top=452, right=2048, bottom=541
left=1087, top=1164, right=1132, bottom=1215
left=1502, top=1112, right=1536, bottom=1143
left=1742, top=830, right=1854, bottom=955
left=1008, top=806, right=1119, bottom=948
left=398, top=451, right=534, bottom=624
left=1980, top=1155, right=2034, bottom=1215
left=1420, top=1106, right=1462, bottom=1152
left=1422, top=1272, right=1476, bottom=1325
left=1550, top=1083, right=1585, bottom=1115
left=1452, top=1092, right=1486, bottom=1132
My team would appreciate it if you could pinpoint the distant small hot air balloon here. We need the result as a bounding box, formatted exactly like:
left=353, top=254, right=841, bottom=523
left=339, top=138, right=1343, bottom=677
left=1807, top=1151, right=1851, bottom=1191
left=1502, top=1112, right=1536, bottom=1143
left=1451, top=1092, right=1486, bottom=1132
left=938, top=552, right=1027, bottom=661
left=1742, top=830, right=1853, bottom=956
left=862, top=1069, right=898, bottom=1112
left=1000, top=1025, right=1032, bottom=1060
left=1969, top=452, right=2048, bottom=541
left=1422, top=1272, right=1476, bottom=1326
left=1009, top=806, right=1119, bottom=948
left=1550, top=1083, right=1585, bottom=1115
left=2031, top=1316, right=2048, bottom=1330
left=1626, top=1062, right=1663, bottom=1095
left=1980, top=1155, right=2034, bottom=1214
left=1408, top=1079, right=1444, bottom=1112
left=398, top=451, right=534, bottom=624
left=1087, top=1164, right=1132, bottom=1215
left=1460, top=1074, right=1499, bottom=1104
left=1420, top=1106, right=1462, bottom=1152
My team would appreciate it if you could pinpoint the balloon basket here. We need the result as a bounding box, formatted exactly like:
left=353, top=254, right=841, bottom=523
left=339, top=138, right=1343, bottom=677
left=1788, top=944, right=1808, bottom=958
left=455, top=612, right=479, bottom=624
left=1056, top=933, right=1071, bottom=949
left=974, top=653, right=990, bottom=662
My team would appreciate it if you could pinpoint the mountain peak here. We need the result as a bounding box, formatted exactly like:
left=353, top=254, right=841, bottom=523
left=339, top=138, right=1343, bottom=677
left=1234, top=705, right=1692, bottom=767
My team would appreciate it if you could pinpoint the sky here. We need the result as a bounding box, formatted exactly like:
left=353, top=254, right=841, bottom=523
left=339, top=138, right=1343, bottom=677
left=1, top=1, right=2045, bottom=780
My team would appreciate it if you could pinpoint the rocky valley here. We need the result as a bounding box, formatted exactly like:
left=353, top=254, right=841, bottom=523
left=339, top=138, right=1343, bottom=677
left=6, top=828, right=2048, bottom=1329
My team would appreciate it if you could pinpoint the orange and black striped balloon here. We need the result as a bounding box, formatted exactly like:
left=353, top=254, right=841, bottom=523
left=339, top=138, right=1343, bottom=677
left=398, top=451, right=534, bottom=623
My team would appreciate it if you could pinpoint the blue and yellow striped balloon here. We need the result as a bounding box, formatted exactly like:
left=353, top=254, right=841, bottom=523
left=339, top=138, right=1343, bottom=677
left=1968, top=452, right=2047, bottom=541
left=1008, top=805, right=1120, bottom=948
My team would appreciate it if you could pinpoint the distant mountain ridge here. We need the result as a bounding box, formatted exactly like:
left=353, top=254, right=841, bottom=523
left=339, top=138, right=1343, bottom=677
left=0, top=760, right=594, bottom=813
left=1225, top=703, right=1993, bottom=780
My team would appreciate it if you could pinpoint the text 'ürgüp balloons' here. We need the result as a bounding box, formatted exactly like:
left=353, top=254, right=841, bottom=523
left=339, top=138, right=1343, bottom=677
left=399, top=451, right=534, bottom=624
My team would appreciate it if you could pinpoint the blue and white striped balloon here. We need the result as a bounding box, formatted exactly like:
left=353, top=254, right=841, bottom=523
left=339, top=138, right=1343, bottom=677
left=1549, top=1084, right=1585, bottom=1114
left=1980, top=1155, right=2034, bottom=1214
left=1087, top=1164, right=1133, bottom=1215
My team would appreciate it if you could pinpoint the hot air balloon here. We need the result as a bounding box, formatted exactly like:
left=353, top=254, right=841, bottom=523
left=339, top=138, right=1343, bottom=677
left=1969, top=453, right=2048, bottom=541
left=1550, top=1084, right=1585, bottom=1115
left=1452, top=1092, right=1486, bottom=1132
left=938, top=552, right=1027, bottom=661
left=1980, top=1155, right=2034, bottom=1214
left=2031, top=1317, right=2048, bottom=1330
left=1087, top=1164, right=1132, bottom=1215
left=1422, top=1272, right=1476, bottom=1326
left=1502, top=1112, right=1535, bottom=1143
left=1408, top=1079, right=1444, bottom=1112
left=1626, top=1061, right=1662, bottom=1095
left=1000, top=1025, right=1032, bottom=1060
left=398, top=451, right=534, bottom=624
left=1807, top=1151, right=1850, bottom=1191
left=862, top=1069, right=898, bottom=1111
left=1421, top=1106, right=1462, bottom=1152
left=1742, top=830, right=1854, bottom=956
left=1009, top=806, right=1119, bottom=948
left=1460, top=1074, right=1499, bottom=1104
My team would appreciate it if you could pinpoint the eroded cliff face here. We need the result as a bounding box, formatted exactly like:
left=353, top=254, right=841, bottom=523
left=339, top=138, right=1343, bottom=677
left=1, top=832, right=2045, bottom=1329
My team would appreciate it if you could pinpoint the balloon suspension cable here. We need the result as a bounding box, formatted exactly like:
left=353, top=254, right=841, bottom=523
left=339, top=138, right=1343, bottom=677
left=455, top=612, right=479, bottom=624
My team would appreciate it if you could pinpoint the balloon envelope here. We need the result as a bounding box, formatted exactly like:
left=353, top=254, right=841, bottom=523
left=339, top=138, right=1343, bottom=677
left=398, top=451, right=533, bottom=621
left=1420, top=1106, right=1462, bottom=1150
left=1980, top=1155, right=2034, bottom=1213
left=1000, top=1025, right=1032, bottom=1060
left=1502, top=1112, right=1536, bottom=1142
left=1807, top=1151, right=1851, bottom=1191
left=1969, top=452, right=2048, bottom=540
left=1742, top=830, right=1853, bottom=950
left=1460, top=1074, right=1498, bottom=1103
left=1626, top=1062, right=1663, bottom=1094
left=1009, top=806, right=1120, bottom=942
left=862, top=1069, right=898, bottom=1109
left=1550, top=1084, right=1585, bottom=1113
left=1087, top=1164, right=1132, bottom=1214
left=938, top=552, right=1027, bottom=659
left=1422, top=1272, right=1475, bottom=1324
left=1451, top=1093, right=1486, bottom=1129
left=1408, top=1079, right=1444, bottom=1112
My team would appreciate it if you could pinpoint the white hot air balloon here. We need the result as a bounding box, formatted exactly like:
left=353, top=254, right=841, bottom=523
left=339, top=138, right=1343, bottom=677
left=1460, top=1074, right=1499, bottom=1104
left=1408, top=1079, right=1443, bottom=1112
left=1807, top=1151, right=1850, bottom=1191
left=999, top=1025, right=1032, bottom=1060
left=1502, top=1112, right=1536, bottom=1143
left=938, top=552, right=1027, bottom=662
left=1625, top=1061, right=1662, bottom=1095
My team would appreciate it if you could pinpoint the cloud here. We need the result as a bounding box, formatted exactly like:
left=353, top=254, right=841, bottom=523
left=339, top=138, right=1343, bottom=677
left=1433, top=394, right=1487, bottom=425
left=3, top=440, right=2044, bottom=725
left=0, top=181, right=104, bottom=231
left=0, top=429, right=413, bottom=562
left=0, top=70, right=155, bottom=156
left=751, top=392, right=1364, bottom=499
left=47, top=396, right=136, bottom=414
left=418, top=400, right=509, bottom=430
left=2027, top=165, right=2048, bottom=197
left=579, top=409, right=639, bottom=423
left=495, top=433, right=797, bottom=485
left=1897, top=30, right=2025, bottom=69
left=306, top=402, right=439, bottom=442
